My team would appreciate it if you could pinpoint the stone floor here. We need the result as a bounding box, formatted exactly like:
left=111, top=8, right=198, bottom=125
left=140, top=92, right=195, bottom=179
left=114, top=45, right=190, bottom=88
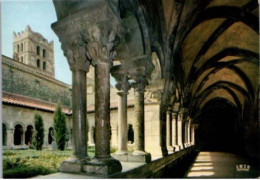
left=33, top=161, right=145, bottom=179
left=185, top=151, right=260, bottom=178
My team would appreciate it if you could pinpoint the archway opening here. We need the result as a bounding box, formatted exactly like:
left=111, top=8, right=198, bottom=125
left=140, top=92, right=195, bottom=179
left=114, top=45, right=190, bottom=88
left=196, top=98, right=241, bottom=153
left=128, top=124, right=134, bottom=144
left=3, top=123, right=7, bottom=146
left=48, top=127, right=54, bottom=144
left=25, top=125, right=34, bottom=145
left=14, top=124, right=23, bottom=145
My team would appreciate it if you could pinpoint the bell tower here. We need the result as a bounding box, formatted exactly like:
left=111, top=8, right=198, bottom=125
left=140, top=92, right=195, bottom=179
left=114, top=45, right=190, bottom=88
left=13, top=25, right=55, bottom=77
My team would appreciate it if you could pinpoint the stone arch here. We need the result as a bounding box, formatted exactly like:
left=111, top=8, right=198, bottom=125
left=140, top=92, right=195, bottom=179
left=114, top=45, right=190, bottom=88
left=127, top=124, right=134, bottom=144
left=14, top=124, right=24, bottom=145
left=2, top=123, right=7, bottom=146
left=48, top=127, right=54, bottom=144
left=25, top=125, right=34, bottom=145
left=150, top=52, right=162, bottom=80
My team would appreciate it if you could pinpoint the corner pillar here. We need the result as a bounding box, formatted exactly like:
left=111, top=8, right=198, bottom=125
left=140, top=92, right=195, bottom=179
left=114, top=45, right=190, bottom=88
left=177, top=113, right=184, bottom=150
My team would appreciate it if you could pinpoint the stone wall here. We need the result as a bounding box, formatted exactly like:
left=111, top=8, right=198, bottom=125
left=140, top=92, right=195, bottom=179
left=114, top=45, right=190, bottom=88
left=2, top=55, right=71, bottom=107
left=2, top=104, right=72, bottom=148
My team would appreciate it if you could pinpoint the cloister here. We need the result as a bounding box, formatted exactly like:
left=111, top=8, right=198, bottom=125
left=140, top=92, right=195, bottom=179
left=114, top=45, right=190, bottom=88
left=7, top=0, right=258, bottom=178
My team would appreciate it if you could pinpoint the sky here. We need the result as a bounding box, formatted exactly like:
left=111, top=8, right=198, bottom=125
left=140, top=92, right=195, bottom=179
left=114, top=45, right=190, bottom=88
left=1, top=0, right=71, bottom=85
left=1, top=0, right=117, bottom=86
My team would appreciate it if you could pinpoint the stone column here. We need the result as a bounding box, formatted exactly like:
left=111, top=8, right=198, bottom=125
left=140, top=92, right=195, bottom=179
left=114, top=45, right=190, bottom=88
left=133, top=82, right=145, bottom=154
left=191, top=124, right=195, bottom=145
left=177, top=113, right=184, bottom=150
left=116, top=87, right=129, bottom=155
left=6, top=128, right=14, bottom=149
left=166, top=110, right=174, bottom=153
left=172, top=112, right=179, bottom=151
left=131, top=76, right=151, bottom=163
left=187, top=122, right=191, bottom=146
left=88, top=126, right=95, bottom=146
left=51, top=26, right=91, bottom=172
left=184, top=122, right=188, bottom=148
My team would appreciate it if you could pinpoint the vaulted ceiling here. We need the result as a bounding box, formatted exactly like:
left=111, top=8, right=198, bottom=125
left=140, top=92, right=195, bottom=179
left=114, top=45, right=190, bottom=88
left=52, top=0, right=259, bottom=122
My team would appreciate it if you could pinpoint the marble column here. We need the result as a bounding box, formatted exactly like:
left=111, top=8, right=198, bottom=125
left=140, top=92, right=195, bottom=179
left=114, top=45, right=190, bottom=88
left=88, top=126, right=95, bottom=146
left=187, top=122, right=191, bottom=146
left=133, top=84, right=145, bottom=154
left=177, top=113, right=184, bottom=150
left=94, top=61, right=112, bottom=158
left=184, top=122, right=188, bottom=148
left=71, top=68, right=89, bottom=159
left=116, top=89, right=128, bottom=155
left=166, top=111, right=174, bottom=153
left=191, top=125, right=195, bottom=145
left=172, top=112, right=179, bottom=151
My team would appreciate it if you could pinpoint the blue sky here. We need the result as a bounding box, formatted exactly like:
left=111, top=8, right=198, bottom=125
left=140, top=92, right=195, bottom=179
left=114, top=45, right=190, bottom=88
left=2, top=0, right=72, bottom=85
left=2, top=0, right=116, bottom=86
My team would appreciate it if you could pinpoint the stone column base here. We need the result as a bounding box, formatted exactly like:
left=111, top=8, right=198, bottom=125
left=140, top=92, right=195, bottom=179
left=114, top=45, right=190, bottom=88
left=82, top=157, right=122, bottom=176
left=131, top=151, right=151, bottom=163
left=167, top=146, right=174, bottom=154
left=178, top=144, right=184, bottom=150
left=112, top=152, right=151, bottom=163
left=59, top=157, right=89, bottom=173
left=173, top=145, right=180, bottom=152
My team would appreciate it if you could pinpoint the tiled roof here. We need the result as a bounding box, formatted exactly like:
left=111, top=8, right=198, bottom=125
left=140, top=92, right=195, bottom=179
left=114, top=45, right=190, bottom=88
left=2, top=91, right=72, bottom=115
left=2, top=91, right=135, bottom=115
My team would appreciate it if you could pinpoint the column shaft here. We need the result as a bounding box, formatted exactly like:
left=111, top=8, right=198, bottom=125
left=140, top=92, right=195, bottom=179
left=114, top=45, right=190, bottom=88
left=95, top=62, right=111, bottom=158
left=134, top=89, right=145, bottom=152
left=72, top=69, right=88, bottom=158
left=187, top=123, right=191, bottom=145
left=117, top=92, right=128, bottom=154
left=166, top=112, right=172, bottom=147
left=160, top=108, right=168, bottom=156
left=172, top=113, right=178, bottom=146
left=177, top=116, right=183, bottom=149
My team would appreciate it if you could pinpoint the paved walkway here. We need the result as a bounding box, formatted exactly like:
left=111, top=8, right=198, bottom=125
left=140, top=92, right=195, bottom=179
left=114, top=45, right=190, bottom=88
left=33, top=161, right=145, bottom=179
left=185, top=151, right=259, bottom=178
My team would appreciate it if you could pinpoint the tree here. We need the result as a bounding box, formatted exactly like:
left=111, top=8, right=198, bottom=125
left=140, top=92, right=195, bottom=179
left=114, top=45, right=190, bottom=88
left=54, top=103, right=69, bottom=150
left=33, top=114, right=44, bottom=150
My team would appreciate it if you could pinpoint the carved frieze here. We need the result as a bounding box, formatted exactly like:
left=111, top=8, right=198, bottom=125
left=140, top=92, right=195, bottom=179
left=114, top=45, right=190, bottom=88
left=144, top=90, right=162, bottom=103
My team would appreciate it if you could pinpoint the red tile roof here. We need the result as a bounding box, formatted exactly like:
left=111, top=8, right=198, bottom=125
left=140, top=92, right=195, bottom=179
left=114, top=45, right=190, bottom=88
left=2, top=92, right=135, bottom=115
left=2, top=91, right=72, bottom=115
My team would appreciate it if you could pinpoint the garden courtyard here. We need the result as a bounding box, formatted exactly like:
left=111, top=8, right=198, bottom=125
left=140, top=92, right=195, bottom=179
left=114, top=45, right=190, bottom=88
left=2, top=148, right=95, bottom=178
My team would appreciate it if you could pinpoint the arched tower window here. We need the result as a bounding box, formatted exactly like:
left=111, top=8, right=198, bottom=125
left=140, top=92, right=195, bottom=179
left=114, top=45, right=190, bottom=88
left=48, top=127, right=54, bottom=144
left=43, top=49, right=46, bottom=58
left=2, top=123, right=7, bottom=146
left=37, top=59, right=40, bottom=68
left=37, top=46, right=40, bottom=55
left=43, top=62, right=46, bottom=70
left=21, top=43, right=23, bottom=52
left=21, top=56, right=23, bottom=63
left=14, top=124, right=23, bottom=145
left=25, top=125, right=34, bottom=145
left=17, top=44, right=20, bottom=53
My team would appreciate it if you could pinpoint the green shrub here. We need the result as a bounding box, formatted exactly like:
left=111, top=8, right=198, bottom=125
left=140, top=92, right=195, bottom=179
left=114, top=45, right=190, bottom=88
left=54, top=103, right=69, bottom=151
left=3, top=165, right=54, bottom=178
left=33, top=114, right=45, bottom=150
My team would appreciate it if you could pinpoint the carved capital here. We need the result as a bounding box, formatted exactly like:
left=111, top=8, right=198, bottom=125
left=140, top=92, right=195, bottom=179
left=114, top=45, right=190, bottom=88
left=144, top=90, right=162, bottom=103
left=61, top=33, right=90, bottom=72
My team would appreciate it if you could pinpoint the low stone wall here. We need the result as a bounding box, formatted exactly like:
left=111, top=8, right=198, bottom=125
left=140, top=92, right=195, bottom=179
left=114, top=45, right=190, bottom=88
left=110, top=146, right=196, bottom=178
